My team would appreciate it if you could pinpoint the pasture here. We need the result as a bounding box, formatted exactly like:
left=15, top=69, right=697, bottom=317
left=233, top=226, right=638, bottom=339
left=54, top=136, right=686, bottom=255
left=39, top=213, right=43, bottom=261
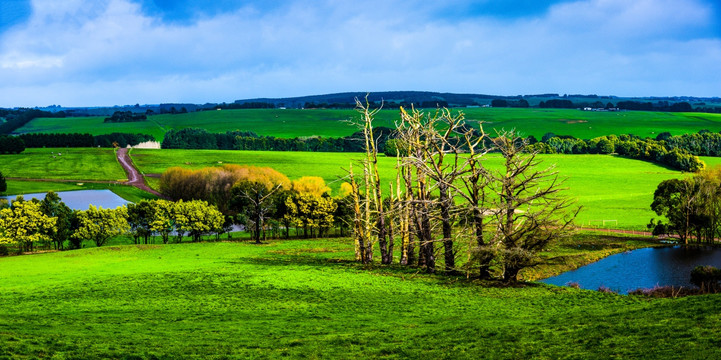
left=15, top=108, right=721, bottom=140
left=0, top=147, right=125, bottom=181
left=0, top=148, right=157, bottom=203
left=0, top=237, right=719, bottom=359
left=131, top=149, right=682, bottom=230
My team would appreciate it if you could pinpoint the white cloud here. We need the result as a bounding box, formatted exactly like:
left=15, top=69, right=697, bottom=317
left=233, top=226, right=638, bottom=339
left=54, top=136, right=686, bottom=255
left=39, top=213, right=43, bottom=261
left=0, top=0, right=719, bottom=107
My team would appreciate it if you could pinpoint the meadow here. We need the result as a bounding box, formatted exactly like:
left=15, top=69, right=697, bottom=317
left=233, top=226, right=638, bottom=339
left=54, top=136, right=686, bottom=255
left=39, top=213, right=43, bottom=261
left=0, top=146, right=690, bottom=229
left=15, top=107, right=721, bottom=140
left=0, top=147, right=125, bottom=181
left=1, top=236, right=719, bottom=359
left=131, top=149, right=682, bottom=230
left=0, top=148, right=156, bottom=203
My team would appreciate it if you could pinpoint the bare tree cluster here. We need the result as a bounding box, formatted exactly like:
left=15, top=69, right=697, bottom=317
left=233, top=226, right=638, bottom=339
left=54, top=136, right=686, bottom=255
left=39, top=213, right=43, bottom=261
left=348, top=98, right=578, bottom=282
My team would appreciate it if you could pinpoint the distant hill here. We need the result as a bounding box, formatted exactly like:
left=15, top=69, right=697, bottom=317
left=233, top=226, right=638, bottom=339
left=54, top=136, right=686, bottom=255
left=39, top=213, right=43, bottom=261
left=7, top=91, right=721, bottom=116
left=234, top=91, right=721, bottom=109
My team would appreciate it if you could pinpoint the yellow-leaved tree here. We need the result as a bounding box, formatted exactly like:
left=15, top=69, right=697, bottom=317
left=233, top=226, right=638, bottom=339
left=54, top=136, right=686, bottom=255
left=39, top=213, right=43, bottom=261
left=173, top=200, right=224, bottom=242
left=285, top=177, right=337, bottom=238
left=0, top=201, right=56, bottom=253
left=73, top=205, right=130, bottom=247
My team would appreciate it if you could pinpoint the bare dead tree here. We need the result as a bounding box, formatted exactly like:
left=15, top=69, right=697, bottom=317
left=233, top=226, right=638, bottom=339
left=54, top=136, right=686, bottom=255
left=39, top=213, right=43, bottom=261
left=395, top=106, right=473, bottom=273
left=348, top=163, right=372, bottom=263
left=491, top=130, right=580, bottom=282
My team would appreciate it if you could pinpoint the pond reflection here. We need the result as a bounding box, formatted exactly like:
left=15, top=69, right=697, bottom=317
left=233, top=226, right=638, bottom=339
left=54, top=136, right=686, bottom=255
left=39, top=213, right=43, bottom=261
left=540, top=246, right=721, bottom=294
left=2, top=190, right=129, bottom=210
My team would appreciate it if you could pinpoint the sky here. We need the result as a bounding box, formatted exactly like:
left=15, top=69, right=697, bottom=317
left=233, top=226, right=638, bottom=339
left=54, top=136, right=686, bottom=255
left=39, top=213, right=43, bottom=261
left=0, top=0, right=719, bottom=107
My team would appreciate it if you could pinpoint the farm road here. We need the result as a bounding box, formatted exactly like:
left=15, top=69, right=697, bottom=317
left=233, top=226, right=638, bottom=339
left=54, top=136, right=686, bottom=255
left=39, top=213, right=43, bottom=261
left=117, top=148, right=163, bottom=198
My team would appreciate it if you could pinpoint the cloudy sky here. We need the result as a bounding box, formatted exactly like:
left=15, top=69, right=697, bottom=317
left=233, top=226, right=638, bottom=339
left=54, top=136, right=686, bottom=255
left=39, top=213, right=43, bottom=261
left=0, top=0, right=719, bottom=107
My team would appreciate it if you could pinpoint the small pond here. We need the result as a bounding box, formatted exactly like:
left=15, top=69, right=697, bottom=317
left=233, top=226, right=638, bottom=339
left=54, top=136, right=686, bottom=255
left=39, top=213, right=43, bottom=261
left=540, top=246, right=721, bottom=294
left=2, top=190, right=130, bottom=210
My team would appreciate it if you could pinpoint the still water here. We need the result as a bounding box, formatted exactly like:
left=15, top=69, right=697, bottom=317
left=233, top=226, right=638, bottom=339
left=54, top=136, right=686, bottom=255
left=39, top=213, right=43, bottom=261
left=2, top=190, right=129, bottom=210
left=540, top=246, right=721, bottom=294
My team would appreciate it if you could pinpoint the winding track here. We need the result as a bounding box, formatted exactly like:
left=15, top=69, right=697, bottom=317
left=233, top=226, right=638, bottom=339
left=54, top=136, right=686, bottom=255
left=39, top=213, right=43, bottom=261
left=116, top=147, right=163, bottom=197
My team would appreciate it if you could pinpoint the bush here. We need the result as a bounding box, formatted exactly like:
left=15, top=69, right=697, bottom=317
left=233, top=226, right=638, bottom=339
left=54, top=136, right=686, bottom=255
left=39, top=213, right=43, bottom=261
left=690, top=265, right=721, bottom=292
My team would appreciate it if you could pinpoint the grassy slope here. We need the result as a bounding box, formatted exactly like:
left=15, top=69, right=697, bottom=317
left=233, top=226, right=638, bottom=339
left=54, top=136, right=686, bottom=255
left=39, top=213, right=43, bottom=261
left=701, top=156, right=721, bottom=168
left=16, top=108, right=721, bottom=140
left=0, top=148, right=126, bottom=181
left=0, top=239, right=719, bottom=359
left=132, top=149, right=680, bottom=229
left=466, top=108, right=721, bottom=139
left=0, top=148, right=157, bottom=202
left=15, top=116, right=168, bottom=140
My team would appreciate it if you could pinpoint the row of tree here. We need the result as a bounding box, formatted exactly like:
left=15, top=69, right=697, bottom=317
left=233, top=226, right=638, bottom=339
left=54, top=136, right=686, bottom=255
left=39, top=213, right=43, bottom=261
left=18, top=132, right=155, bottom=148
left=348, top=99, right=578, bottom=282
left=158, top=165, right=347, bottom=243
left=0, top=108, right=65, bottom=134
left=0, top=193, right=225, bottom=254
left=161, top=128, right=258, bottom=150
left=529, top=133, right=706, bottom=172
left=160, top=127, right=395, bottom=153
left=0, top=135, right=25, bottom=154
left=103, top=111, right=147, bottom=123
left=533, top=99, right=696, bottom=112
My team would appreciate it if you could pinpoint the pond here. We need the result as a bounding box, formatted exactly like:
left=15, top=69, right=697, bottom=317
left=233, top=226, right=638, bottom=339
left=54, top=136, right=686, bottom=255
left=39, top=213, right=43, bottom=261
left=2, top=190, right=130, bottom=210
left=540, top=246, right=721, bottom=294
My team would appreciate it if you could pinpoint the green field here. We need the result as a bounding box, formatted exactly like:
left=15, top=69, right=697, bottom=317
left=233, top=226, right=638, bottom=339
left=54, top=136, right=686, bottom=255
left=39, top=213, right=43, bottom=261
left=131, top=149, right=681, bottom=230
left=0, top=147, right=687, bottom=229
left=0, top=237, right=718, bottom=359
left=701, top=156, right=721, bottom=168
left=0, top=148, right=126, bottom=181
left=16, top=108, right=721, bottom=140
left=0, top=148, right=160, bottom=203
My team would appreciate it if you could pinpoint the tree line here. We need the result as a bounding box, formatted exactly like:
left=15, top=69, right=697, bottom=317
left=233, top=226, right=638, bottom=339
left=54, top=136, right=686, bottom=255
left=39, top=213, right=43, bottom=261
left=0, top=135, right=26, bottom=154
left=0, top=108, right=66, bottom=134
left=528, top=132, right=710, bottom=172
left=17, top=133, right=155, bottom=148
left=160, top=127, right=395, bottom=153
left=103, top=111, right=148, bottom=123
left=0, top=192, right=225, bottom=255
left=158, top=165, right=348, bottom=243
left=531, top=99, right=697, bottom=112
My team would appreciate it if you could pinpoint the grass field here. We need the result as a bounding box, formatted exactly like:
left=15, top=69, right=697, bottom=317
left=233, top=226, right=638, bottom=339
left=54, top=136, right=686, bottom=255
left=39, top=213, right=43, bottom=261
left=15, top=108, right=721, bottom=140
left=0, top=148, right=126, bottom=181
left=0, top=237, right=719, bottom=359
left=701, top=156, right=721, bottom=168
left=130, top=149, right=682, bottom=230
left=0, top=146, right=697, bottom=229
left=0, top=148, right=159, bottom=203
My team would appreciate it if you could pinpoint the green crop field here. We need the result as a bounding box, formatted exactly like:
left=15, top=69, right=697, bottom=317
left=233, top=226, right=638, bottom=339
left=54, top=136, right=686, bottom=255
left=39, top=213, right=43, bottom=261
left=0, top=237, right=719, bottom=359
left=15, top=108, right=721, bottom=140
left=131, top=149, right=682, bottom=230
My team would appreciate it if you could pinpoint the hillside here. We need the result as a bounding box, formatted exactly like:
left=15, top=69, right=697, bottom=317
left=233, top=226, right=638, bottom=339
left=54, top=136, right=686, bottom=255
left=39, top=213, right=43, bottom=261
left=1, top=239, right=719, bottom=358
left=14, top=107, right=721, bottom=141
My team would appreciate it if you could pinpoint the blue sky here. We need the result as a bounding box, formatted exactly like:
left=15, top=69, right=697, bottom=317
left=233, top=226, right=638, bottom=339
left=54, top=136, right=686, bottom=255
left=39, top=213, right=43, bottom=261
left=0, top=0, right=719, bottom=107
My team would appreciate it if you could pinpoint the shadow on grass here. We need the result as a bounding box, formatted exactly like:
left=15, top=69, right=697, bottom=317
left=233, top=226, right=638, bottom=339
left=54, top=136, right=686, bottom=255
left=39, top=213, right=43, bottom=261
left=227, top=253, right=546, bottom=290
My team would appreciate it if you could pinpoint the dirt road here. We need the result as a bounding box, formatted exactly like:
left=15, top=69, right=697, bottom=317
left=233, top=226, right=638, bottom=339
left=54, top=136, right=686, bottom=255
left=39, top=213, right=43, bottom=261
left=116, top=148, right=164, bottom=197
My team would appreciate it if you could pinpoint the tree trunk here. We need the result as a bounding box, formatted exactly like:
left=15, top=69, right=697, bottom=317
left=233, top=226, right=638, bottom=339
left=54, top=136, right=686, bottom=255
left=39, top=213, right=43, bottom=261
left=439, top=184, right=455, bottom=273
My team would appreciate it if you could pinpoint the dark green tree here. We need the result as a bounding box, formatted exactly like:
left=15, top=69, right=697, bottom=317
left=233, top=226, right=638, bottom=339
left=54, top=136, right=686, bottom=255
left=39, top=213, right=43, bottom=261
left=0, top=171, right=6, bottom=194
left=40, top=192, right=73, bottom=250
